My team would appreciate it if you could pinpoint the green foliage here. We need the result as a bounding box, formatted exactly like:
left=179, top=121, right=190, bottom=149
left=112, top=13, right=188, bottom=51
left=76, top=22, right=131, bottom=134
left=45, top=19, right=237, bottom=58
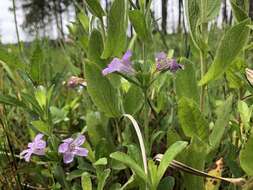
left=84, top=0, right=105, bottom=19
left=178, top=97, right=209, bottom=142
left=1, top=0, right=253, bottom=189
left=110, top=152, right=147, bottom=183
left=199, top=19, right=250, bottom=85
left=85, top=61, right=121, bottom=117
left=129, top=10, right=152, bottom=43
left=240, top=132, right=253, bottom=176
left=102, top=0, right=127, bottom=58
left=81, top=172, right=92, bottom=190
left=123, top=85, right=143, bottom=114
left=209, top=96, right=233, bottom=149
left=175, top=62, right=199, bottom=103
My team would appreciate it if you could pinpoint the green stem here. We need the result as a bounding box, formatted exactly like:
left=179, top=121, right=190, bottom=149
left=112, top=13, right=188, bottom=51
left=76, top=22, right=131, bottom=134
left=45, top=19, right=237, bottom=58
left=100, top=18, right=106, bottom=44
left=11, top=0, right=22, bottom=55
left=200, top=50, right=206, bottom=112
left=115, top=119, right=122, bottom=144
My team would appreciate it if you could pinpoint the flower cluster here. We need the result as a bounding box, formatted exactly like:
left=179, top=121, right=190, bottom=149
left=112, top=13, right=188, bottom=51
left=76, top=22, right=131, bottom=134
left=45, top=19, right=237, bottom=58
left=102, top=50, right=183, bottom=76
left=66, top=76, right=87, bottom=88
left=155, top=52, right=184, bottom=72
left=20, top=134, right=88, bottom=164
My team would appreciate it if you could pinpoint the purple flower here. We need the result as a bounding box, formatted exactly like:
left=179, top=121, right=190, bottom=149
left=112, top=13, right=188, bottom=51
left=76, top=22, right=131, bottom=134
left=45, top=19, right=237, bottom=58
left=20, top=133, right=46, bottom=162
left=155, top=52, right=184, bottom=72
left=102, top=50, right=135, bottom=76
left=58, top=135, right=88, bottom=164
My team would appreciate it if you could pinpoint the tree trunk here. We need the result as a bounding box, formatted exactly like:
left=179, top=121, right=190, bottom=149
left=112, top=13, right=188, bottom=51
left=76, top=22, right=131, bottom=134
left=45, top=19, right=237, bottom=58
left=161, top=0, right=168, bottom=34
left=58, top=0, right=64, bottom=39
left=222, top=0, right=228, bottom=24
left=178, top=0, right=182, bottom=33
left=249, top=0, right=253, bottom=19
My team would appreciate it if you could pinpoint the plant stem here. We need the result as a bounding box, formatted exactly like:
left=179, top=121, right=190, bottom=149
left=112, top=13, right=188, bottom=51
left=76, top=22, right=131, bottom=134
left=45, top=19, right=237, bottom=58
left=100, top=18, right=106, bottom=44
left=200, top=50, right=206, bottom=112
left=12, top=0, right=22, bottom=55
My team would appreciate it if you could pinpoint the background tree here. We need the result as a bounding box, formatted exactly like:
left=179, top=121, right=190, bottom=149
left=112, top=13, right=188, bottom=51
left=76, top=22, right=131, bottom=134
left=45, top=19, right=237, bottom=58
left=161, top=0, right=168, bottom=34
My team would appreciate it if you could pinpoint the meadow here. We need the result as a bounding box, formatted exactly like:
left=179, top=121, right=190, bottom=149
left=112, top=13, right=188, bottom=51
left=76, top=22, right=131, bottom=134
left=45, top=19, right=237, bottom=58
left=1, top=0, right=253, bottom=189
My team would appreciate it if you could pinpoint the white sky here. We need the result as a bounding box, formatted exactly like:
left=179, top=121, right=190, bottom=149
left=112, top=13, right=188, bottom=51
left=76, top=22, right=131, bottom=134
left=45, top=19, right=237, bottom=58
left=0, top=0, right=229, bottom=44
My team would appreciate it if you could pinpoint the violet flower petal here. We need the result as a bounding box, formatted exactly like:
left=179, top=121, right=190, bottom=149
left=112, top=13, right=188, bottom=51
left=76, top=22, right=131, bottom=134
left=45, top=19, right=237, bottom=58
left=122, top=50, right=132, bottom=65
left=72, top=135, right=85, bottom=147
left=63, top=153, right=75, bottom=164
left=33, top=148, right=46, bottom=155
left=35, top=140, right=46, bottom=149
left=34, top=133, right=44, bottom=142
left=58, top=142, right=69, bottom=153
left=24, top=151, right=33, bottom=162
left=62, top=138, right=74, bottom=143
left=73, top=147, right=88, bottom=157
left=155, top=52, right=167, bottom=61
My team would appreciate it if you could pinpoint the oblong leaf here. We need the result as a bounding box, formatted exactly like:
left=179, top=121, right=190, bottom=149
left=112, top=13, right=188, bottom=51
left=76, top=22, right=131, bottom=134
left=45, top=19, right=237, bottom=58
left=85, top=62, right=121, bottom=117
left=157, top=141, right=188, bottom=182
left=199, top=19, right=250, bottom=85
left=82, top=172, right=92, bottom=190
left=84, top=0, right=105, bottom=19
left=129, top=10, right=151, bottom=43
left=178, top=97, right=209, bottom=142
left=110, top=152, right=147, bottom=183
left=240, top=133, right=253, bottom=176
left=102, top=0, right=127, bottom=58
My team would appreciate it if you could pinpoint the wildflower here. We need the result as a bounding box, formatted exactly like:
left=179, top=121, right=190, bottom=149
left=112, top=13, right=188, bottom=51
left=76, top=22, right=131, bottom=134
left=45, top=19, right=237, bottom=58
left=58, top=135, right=88, bottom=164
left=66, top=76, right=87, bottom=88
left=246, top=68, right=253, bottom=86
left=102, top=50, right=135, bottom=76
left=156, top=52, right=183, bottom=72
left=20, top=133, right=46, bottom=162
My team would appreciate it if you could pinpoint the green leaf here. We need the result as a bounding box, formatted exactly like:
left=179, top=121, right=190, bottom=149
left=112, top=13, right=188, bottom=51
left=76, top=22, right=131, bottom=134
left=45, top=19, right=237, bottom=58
left=129, top=10, right=151, bottom=43
left=209, top=96, right=233, bottom=149
left=110, top=152, right=147, bottom=183
left=31, top=120, right=50, bottom=136
left=81, top=172, right=92, bottom=190
left=86, top=112, right=111, bottom=148
left=66, top=170, right=83, bottom=181
left=178, top=97, right=209, bottom=142
left=175, top=62, right=199, bottom=103
left=148, top=160, right=158, bottom=189
left=30, top=42, right=44, bottom=83
left=199, top=19, right=250, bottom=85
left=238, top=100, right=253, bottom=131
left=157, top=141, right=188, bottom=183
left=88, top=30, right=105, bottom=67
left=123, top=85, right=143, bottom=114
left=0, top=94, right=26, bottom=107
left=226, top=57, right=246, bottom=89
left=93, top=157, right=108, bottom=166
left=85, top=62, right=121, bottom=117
left=182, top=137, right=207, bottom=190
left=157, top=176, right=175, bottom=190
left=206, top=0, right=222, bottom=21
left=53, top=165, right=70, bottom=190
left=78, top=12, right=89, bottom=31
left=97, top=168, right=111, bottom=190
left=184, top=0, right=201, bottom=49
left=240, top=132, right=253, bottom=176
left=102, top=0, right=127, bottom=58
left=230, top=1, right=248, bottom=22
left=84, top=0, right=105, bottom=19
left=34, top=86, right=47, bottom=109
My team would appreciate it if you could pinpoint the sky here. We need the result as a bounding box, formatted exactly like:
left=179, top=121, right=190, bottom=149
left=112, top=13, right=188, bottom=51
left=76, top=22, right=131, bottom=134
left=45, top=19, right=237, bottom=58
left=0, top=0, right=75, bottom=44
left=0, top=0, right=229, bottom=44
